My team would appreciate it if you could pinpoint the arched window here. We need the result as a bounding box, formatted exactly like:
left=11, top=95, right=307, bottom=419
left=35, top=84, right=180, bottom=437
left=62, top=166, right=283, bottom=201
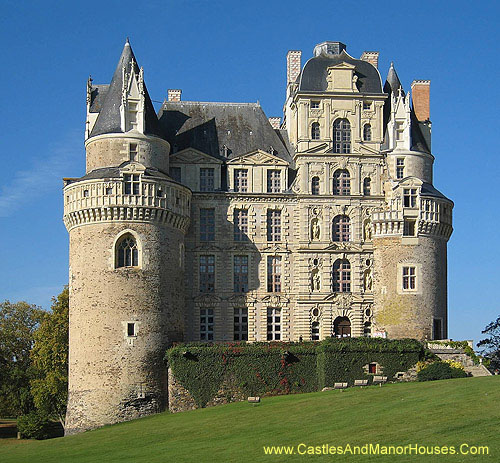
left=333, top=169, right=350, bottom=195
left=363, top=177, right=371, bottom=196
left=311, top=321, right=320, bottom=341
left=116, top=234, right=139, bottom=268
left=332, top=215, right=350, bottom=242
left=311, top=122, right=320, bottom=140
left=333, top=119, right=351, bottom=153
left=332, top=259, right=351, bottom=293
left=311, top=176, right=320, bottom=195
left=333, top=316, right=351, bottom=337
left=363, top=124, right=372, bottom=141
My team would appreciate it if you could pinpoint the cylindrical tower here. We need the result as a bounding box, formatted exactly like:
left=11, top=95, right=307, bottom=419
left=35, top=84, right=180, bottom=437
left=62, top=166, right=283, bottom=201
left=371, top=187, right=453, bottom=340
left=63, top=40, right=191, bottom=434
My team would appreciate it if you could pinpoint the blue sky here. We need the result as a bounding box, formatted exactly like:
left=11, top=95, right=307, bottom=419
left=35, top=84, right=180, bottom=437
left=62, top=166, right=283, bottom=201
left=0, top=0, right=498, bottom=345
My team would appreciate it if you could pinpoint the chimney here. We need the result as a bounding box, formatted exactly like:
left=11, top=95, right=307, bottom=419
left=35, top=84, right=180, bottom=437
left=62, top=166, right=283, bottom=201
left=287, top=50, right=302, bottom=85
left=268, top=117, right=281, bottom=129
left=167, top=89, right=182, bottom=102
left=411, top=80, right=430, bottom=121
left=360, top=51, right=379, bottom=69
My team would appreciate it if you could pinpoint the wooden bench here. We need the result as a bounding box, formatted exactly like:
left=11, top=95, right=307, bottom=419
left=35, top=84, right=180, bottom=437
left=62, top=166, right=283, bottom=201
left=354, top=379, right=369, bottom=387
left=247, top=396, right=261, bottom=403
left=372, top=376, right=388, bottom=385
left=333, top=382, right=348, bottom=389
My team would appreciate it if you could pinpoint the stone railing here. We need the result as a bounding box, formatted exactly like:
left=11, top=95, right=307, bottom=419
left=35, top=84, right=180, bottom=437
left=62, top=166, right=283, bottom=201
left=63, top=178, right=191, bottom=231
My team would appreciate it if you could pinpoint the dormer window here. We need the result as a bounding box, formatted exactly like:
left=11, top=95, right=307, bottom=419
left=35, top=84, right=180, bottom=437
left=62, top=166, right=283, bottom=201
left=403, top=188, right=418, bottom=208
left=311, top=101, right=320, bottom=109
left=363, top=124, right=372, bottom=141
left=396, top=122, right=404, bottom=141
left=234, top=169, right=248, bottom=193
left=396, top=158, right=405, bottom=179
left=124, top=174, right=140, bottom=195
left=127, top=101, right=139, bottom=131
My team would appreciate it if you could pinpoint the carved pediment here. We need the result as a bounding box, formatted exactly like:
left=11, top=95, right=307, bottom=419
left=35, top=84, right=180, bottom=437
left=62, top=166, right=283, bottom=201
left=194, top=294, right=222, bottom=307
left=227, top=294, right=257, bottom=305
left=262, top=244, right=290, bottom=253
left=261, top=294, right=289, bottom=305
left=325, top=242, right=362, bottom=252
left=326, top=62, right=358, bottom=93
left=120, top=162, right=146, bottom=174
left=170, top=148, right=222, bottom=165
left=304, top=143, right=329, bottom=154
left=228, top=149, right=289, bottom=166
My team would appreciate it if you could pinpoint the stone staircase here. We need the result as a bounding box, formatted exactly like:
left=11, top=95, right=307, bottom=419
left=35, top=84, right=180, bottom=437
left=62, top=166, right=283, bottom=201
left=464, top=364, right=492, bottom=377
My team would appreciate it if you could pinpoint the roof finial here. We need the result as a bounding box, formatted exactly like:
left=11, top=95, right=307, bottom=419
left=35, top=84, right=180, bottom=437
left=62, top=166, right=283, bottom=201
left=125, top=37, right=130, bottom=46
left=390, top=61, right=394, bottom=68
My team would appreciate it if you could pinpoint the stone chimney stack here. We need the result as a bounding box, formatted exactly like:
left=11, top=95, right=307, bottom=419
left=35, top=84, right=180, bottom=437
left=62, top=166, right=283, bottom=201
left=268, top=117, right=281, bottom=129
left=167, top=89, right=182, bottom=102
left=411, top=80, right=430, bottom=121
left=361, top=51, right=379, bottom=69
left=287, top=50, right=302, bottom=85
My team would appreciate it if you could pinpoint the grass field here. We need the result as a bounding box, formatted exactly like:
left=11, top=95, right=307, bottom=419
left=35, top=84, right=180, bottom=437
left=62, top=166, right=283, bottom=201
left=1, top=376, right=499, bottom=462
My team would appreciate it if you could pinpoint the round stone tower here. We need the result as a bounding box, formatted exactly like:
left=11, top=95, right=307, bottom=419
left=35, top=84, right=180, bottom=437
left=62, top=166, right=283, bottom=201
left=63, top=41, right=191, bottom=435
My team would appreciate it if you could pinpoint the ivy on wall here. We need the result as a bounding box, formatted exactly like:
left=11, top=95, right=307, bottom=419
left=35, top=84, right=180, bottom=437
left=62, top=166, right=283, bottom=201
left=166, top=338, right=424, bottom=408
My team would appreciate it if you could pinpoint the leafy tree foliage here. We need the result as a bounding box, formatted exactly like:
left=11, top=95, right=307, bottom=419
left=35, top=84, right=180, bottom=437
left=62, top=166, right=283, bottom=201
left=30, top=287, right=69, bottom=426
left=0, top=301, right=44, bottom=417
left=477, top=316, right=500, bottom=372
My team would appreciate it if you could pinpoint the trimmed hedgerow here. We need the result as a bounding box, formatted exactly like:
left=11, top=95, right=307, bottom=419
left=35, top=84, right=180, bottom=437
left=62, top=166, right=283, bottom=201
left=166, top=338, right=425, bottom=407
left=417, top=361, right=468, bottom=381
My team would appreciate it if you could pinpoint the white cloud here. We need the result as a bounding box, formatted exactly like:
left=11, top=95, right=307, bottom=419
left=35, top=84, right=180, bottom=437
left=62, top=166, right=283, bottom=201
left=0, top=130, right=82, bottom=217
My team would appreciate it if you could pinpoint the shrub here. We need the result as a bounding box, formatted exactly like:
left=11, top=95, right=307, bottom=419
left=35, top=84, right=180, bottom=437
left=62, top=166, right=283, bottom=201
left=417, top=361, right=468, bottom=382
left=17, top=411, right=52, bottom=440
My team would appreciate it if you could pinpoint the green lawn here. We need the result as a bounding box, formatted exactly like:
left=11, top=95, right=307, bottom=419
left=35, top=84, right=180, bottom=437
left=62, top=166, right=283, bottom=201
left=1, top=376, right=499, bottom=462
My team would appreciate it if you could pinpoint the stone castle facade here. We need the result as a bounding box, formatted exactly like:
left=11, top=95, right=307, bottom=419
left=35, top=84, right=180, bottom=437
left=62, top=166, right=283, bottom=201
left=63, top=40, right=453, bottom=433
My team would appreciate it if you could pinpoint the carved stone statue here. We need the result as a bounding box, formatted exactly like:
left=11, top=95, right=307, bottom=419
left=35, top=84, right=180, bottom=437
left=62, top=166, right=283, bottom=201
left=363, top=219, right=372, bottom=241
left=311, top=218, right=320, bottom=240
left=311, top=270, right=320, bottom=291
left=364, top=268, right=373, bottom=291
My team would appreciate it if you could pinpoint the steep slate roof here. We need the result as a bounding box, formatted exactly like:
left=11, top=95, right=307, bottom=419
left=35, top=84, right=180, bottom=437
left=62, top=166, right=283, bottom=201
left=90, top=40, right=163, bottom=138
left=383, top=62, right=403, bottom=130
left=89, top=85, right=109, bottom=113
left=421, top=182, right=452, bottom=202
left=158, top=102, right=292, bottom=162
left=299, top=50, right=383, bottom=94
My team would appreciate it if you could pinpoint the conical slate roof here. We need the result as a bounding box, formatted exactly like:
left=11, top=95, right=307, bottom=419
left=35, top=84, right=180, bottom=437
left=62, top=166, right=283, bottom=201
left=384, top=62, right=404, bottom=96
left=90, top=40, right=162, bottom=138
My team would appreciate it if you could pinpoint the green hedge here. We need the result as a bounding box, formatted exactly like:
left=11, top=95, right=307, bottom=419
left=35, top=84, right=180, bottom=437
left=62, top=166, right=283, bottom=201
left=417, top=362, right=468, bottom=381
left=166, top=338, right=424, bottom=408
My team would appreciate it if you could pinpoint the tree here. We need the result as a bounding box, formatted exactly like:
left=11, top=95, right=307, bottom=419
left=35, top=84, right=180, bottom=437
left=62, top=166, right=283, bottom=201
left=30, top=287, right=69, bottom=427
left=477, top=316, right=500, bottom=372
left=0, top=301, right=44, bottom=417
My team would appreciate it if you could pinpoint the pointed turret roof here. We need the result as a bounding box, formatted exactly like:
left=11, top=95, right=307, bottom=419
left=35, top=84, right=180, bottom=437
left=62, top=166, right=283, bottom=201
left=90, top=40, right=163, bottom=138
left=384, top=62, right=404, bottom=96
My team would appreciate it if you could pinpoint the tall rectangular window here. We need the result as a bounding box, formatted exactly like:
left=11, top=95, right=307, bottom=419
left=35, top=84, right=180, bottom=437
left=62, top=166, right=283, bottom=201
left=200, top=168, right=215, bottom=192
left=233, top=209, right=248, bottom=241
left=200, top=308, right=214, bottom=341
left=234, top=255, right=249, bottom=293
left=433, top=318, right=442, bottom=340
left=267, top=307, right=281, bottom=341
left=199, top=255, right=215, bottom=293
left=396, top=158, right=405, bottom=179
left=267, top=210, right=281, bottom=241
left=169, top=166, right=182, bottom=183
left=234, top=169, right=248, bottom=192
left=402, top=266, right=416, bottom=290
left=267, top=170, right=281, bottom=193
left=403, top=188, right=417, bottom=208
left=234, top=308, right=248, bottom=341
left=267, top=256, right=282, bottom=292
left=124, top=174, right=140, bottom=195
left=129, top=143, right=138, bottom=162
left=403, top=219, right=416, bottom=237
left=200, top=208, right=215, bottom=241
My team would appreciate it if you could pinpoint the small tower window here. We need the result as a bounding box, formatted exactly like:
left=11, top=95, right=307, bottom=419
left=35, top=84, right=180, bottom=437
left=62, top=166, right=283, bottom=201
left=127, top=322, right=136, bottom=337
left=83, top=189, right=89, bottom=197
left=129, top=143, right=138, bottom=162
left=403, top=188, right=418, bottom=208
left=363, top=101, right=371, bottom=110
left=363, top=124, right=372, bottom=141
left=311, top=122, right=320, bottom=140
left=363, top=177, right=371, bottom=196
left=403, top=219, right=416, bottom=236
left=311, top=101, right=320, bottom=109
left=396, top=158, right=405, bottom=179
left=116, top=234, right=139, bottom=268
left=333, top=119, right=351, bottom=153
left=311, top=176, right=320, bottom=195
left=106, top=187, right=113, bottom=195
